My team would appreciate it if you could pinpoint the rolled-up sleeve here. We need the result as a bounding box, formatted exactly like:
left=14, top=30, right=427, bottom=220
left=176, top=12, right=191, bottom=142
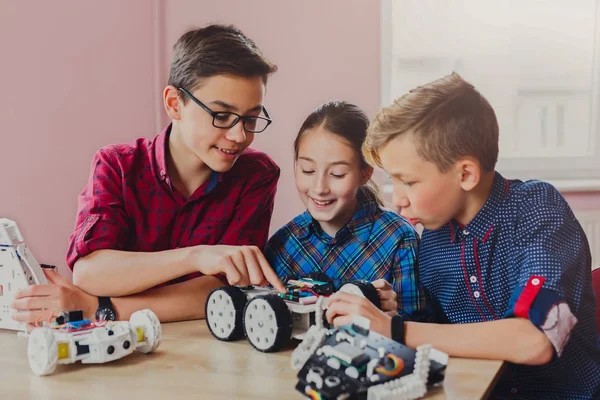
left=66, top=149, right=129, bottom=270
left=503, top=196, right=590, bottom=357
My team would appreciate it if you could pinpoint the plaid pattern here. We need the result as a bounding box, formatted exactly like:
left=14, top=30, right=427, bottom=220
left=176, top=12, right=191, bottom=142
left=265, top=191, right=427, bottom=317
left=66, top=124, right=280, bottom=286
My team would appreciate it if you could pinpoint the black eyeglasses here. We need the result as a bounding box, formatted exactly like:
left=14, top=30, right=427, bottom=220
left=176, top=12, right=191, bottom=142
left=178, top=88, right=272, bottom=133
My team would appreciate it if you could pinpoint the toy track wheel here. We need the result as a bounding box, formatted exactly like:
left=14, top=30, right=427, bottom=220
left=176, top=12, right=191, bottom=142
left=130, top=309, right=162, bottom=353
left=339, top=280, right=382, bottom=309
left=28, top=327, right=58, bottom=376
left=243, top=294, right=292, bottom=353
left=205, top=286, right=247, bottom=341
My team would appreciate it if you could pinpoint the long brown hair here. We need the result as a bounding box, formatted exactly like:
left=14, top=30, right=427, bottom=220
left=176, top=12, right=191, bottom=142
left=294, top=100, right=385, bottom=207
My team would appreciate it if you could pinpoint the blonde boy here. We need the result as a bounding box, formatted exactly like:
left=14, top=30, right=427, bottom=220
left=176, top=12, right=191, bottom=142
left=326, top=73, right=600, bottom=399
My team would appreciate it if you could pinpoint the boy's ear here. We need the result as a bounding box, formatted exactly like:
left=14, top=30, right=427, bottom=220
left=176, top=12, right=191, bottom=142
left=164, top=85, right=182, bottom=120
left=457, top=157, right=480, bottom=192
left=361, top=165, right=374, bottom=185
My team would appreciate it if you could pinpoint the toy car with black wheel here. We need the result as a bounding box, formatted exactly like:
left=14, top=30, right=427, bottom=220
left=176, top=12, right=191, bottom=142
left=205, top=276, right=381, bottom=353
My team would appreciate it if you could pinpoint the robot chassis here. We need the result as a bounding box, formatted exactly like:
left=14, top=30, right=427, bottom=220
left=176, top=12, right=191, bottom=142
left=205, top=277, right=381, bottom=353
left=291, top=315, right=449, bottom=400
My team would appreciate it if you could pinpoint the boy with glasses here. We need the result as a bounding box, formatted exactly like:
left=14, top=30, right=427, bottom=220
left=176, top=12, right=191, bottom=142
left=12, top=24, right=285, bottom=325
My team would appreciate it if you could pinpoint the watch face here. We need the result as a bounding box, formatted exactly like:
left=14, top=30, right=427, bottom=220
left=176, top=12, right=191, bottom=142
left=95, top=308, right=116, bottom=321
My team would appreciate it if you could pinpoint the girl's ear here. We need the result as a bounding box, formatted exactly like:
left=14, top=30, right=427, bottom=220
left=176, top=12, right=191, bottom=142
left=361, top=165, right=374, bottom=185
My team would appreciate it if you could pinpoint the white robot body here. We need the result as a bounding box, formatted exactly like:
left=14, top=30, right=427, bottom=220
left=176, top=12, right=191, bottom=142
left=0, top=218, right=50, bottom=331
left=28, top=309, right=162, bottom=376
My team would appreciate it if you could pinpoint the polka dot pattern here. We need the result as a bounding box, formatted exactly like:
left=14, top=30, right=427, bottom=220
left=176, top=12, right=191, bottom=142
left=419, top=172, right=600, bottom=399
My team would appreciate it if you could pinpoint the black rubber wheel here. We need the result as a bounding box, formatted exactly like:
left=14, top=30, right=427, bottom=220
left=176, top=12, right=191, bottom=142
left=205, top=286, right=247, bottom=341
left=339, top=280, right=382, bottom=309
left=243, top=294, right=293, bottom=353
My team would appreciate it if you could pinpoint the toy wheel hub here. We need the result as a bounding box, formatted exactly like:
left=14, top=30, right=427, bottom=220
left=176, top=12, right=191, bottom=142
left=206, top=291, right=237, bottom=339
left=244, top=298, right=279, bottom=351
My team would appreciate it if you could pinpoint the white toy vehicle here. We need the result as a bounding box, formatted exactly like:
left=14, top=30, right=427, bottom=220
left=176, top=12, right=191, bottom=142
left=27, top=309, right=162, bottom=376
left=291, top=316, right=448, bottom=400
left=205, top=276, right=381, bottom=353
left=0, top=218, right=50, bottom=332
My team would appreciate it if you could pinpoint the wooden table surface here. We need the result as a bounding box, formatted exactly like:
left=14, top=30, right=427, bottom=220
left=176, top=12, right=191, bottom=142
left=0, top=320, right=503, bottom=399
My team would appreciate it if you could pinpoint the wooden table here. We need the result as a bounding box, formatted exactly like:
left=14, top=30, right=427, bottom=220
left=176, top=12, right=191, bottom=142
left=0, top=321, right=503, bottom=399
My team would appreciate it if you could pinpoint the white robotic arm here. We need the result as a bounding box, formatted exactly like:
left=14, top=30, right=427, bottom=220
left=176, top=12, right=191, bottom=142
left=0, top=218, right=50, bottom=331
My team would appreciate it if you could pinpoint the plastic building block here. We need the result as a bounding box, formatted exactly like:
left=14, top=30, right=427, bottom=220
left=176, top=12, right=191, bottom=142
left=0, top=218, right=51, bottom=332
left=205, top=277, right=380, bottom=353
left=27, top=309, right=162, bottom=376
left=291, top=316, right=448, bottom=400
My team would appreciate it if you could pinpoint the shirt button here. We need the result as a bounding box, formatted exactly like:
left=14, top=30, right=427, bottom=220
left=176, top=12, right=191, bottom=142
left=473, top=291, right=480, bottom=298
left=510, top=388, right=518, bottom=394
left=463, top=230, right=469, bottom=235
left=531, top=278, right=540, bottom=286
left=470, top=275, right=477, bottom=283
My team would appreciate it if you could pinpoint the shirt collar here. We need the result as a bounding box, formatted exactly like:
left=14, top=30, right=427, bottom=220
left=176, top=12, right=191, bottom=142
left=153, top=124, right=170, bottom=182
left=449, top=171, right=509, bottom=243
left=297, top=188, right=380, bottom=244
left=152, top=123, right=223, bottom=195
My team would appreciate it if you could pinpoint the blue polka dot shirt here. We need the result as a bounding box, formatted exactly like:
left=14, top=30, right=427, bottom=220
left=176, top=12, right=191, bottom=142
left=419, top=172, right=600, bottom=399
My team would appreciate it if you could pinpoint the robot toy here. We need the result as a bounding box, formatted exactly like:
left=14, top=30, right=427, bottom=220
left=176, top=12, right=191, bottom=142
left=205, top=276, right=381, bottom=353
left=27, top=308, right=162, bottom=376
left=0, top=218, right=50, bottom=332
left=291, top=316, right=448, bottom=400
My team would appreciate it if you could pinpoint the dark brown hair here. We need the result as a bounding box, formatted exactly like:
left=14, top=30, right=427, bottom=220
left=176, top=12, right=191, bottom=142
left=364, top=72, right=499, bottom=172
left=294, top=100, right=385, bottom=207
left=168, top=24, right=277, bottom=102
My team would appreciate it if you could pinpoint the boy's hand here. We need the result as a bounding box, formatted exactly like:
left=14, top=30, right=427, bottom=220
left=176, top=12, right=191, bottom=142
left=372, top=279, right=398, bottom=313
left=326, top=291, right=392, bottom=337
left=11, top=269, right=99, bottom=326
left=191, top=245, right=285, bottom=293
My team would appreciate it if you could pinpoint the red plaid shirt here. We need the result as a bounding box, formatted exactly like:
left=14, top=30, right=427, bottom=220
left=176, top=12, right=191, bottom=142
left=66, top=125, right=280, bottom=285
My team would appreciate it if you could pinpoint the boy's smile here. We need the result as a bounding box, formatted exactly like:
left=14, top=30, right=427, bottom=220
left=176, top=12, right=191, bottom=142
left=170, top=74, right=266, bottom=174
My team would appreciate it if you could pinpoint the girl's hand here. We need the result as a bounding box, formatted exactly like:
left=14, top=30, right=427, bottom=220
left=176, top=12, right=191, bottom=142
left=372, top=279, right=398, bottom=313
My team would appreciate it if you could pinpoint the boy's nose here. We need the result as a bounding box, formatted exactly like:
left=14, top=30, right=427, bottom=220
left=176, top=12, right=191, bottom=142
left=225, top=122, right=247, bottom=144
left=392, top=192, right=409, bottom=209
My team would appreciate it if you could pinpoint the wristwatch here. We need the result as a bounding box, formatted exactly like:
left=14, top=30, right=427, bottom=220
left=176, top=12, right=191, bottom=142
left=391, top=315, right=405, bottom=344
left=95, top=296, right=117, bottom=321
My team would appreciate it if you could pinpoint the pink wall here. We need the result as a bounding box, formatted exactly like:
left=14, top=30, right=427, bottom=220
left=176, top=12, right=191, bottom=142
left=1, top=0, right=598, bottom=274
left=0, top=1, right=158, bottom=275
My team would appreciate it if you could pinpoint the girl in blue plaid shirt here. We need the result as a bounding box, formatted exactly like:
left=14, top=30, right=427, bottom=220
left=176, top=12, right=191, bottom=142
left=264, top=101, right=427, bottom=317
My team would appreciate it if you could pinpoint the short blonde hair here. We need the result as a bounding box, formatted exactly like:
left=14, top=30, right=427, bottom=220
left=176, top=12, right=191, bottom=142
left=363, top=72, right=499, bottom=172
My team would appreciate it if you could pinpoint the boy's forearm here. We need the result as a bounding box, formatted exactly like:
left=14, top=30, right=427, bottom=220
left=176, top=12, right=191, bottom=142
left=111, top=275, right=224, bottom=322
left=405, top=318, right=554, bottom=365
left=73, top=248, right=197, bottom=296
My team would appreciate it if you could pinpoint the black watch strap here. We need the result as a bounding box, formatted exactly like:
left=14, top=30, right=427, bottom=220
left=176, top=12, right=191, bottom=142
left=391, top=315, right=405, bottom=344
left=96, top=296, right=116, bottom=321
